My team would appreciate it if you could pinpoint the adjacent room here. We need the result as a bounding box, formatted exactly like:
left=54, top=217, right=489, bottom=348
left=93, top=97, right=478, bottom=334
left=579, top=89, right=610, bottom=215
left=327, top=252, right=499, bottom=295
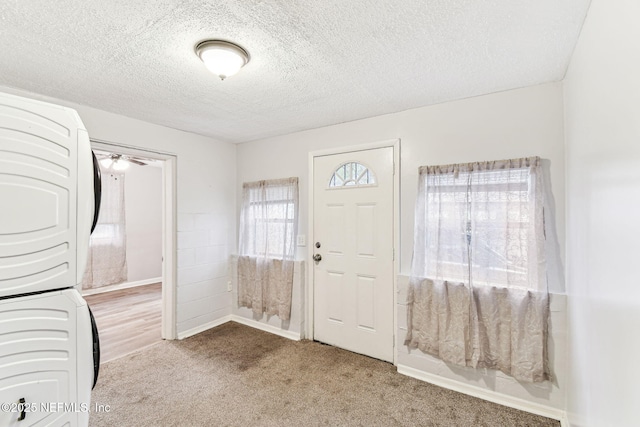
left=0, top=1, right=638, bottom=426
left=82, top=150, right=164, bottom=362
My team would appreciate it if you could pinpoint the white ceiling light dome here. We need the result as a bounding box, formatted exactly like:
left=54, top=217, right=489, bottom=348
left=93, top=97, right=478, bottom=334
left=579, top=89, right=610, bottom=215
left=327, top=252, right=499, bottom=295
left=111, top=158, right=129, bottom=171
left=195, top=39, right=250, bottom=80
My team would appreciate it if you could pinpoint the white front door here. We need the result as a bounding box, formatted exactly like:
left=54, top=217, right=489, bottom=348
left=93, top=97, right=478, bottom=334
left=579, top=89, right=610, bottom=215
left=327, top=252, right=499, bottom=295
left=313, top=147, right=394, bottom=362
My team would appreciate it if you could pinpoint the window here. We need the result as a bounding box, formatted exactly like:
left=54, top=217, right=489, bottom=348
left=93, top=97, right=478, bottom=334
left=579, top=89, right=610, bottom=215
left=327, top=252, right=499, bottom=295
left=237, top=177, right=299, bottom=321
left=406, top=157, right=550, bottom=383
left=419, top=164, right=535, bottom=289
left=328, top=161, right=376, bottom=188
left=82, top=172, right=128, bottom=289
left=239, top=178, right=298, bottom=259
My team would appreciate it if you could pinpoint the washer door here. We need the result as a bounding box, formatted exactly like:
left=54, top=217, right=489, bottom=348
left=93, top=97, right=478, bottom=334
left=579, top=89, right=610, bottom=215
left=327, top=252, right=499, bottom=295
left=88, top=305, right=100, bottom=389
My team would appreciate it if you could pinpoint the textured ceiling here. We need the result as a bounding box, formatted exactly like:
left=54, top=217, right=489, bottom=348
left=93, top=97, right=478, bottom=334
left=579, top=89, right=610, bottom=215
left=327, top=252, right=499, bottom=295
left=0, top=0, right=590, bottom=143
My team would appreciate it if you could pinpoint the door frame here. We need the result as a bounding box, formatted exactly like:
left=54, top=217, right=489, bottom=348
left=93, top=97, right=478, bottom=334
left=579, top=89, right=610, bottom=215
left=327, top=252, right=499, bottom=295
left=307, top=138, right=400, bottom=364
left=90, top=139, right=178, bottom=340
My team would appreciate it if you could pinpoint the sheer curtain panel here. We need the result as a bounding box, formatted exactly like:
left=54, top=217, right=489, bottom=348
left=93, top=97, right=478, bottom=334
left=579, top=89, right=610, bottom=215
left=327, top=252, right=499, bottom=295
left=82, top=172, right=128, bottom=289
left=237, top=177, right=298, bottom=320
left=405, top=157, right=549, bottom=382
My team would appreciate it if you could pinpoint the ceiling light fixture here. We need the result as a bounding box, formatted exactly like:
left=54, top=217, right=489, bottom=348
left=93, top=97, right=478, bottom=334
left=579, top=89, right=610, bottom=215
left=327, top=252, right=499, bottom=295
left=99, top=157, right=113, bottom=169
left=195, top=39, right=250, bottom=80
left=111, top=158, right=129, bottom=171
left=99, top=154, right=129, bottom=171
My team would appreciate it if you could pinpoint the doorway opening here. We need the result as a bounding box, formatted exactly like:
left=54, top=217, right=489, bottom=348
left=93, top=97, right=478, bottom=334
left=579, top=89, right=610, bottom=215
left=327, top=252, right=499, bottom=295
left=85, top=140, right=177, bottom=362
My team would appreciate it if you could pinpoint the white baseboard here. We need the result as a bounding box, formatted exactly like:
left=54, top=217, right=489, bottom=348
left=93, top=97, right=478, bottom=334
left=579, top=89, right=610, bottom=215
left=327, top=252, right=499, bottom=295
left=177, top=315, right=232, bottom=339
left=175, top=314, right=301, bottom=341
left=397, top=364, right=566, bottom=423
left=82, top=277, right=162, bottom=296
left=230, top=315, right=301, bottom=341
left=560, top=413, right=570, bottom=427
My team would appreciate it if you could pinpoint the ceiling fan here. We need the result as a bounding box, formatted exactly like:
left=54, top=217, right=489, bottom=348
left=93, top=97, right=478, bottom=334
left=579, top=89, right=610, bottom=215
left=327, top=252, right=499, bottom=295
left=96, top=153, right=149, bottom=171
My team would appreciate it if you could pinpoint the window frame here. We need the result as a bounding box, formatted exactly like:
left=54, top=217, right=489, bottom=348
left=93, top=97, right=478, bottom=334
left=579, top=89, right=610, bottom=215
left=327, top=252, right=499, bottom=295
left=413, top=157, right=543, bottom=291
left=239, top=177, right=299, bottom=261
left=327, top=161, right=377, bottom=189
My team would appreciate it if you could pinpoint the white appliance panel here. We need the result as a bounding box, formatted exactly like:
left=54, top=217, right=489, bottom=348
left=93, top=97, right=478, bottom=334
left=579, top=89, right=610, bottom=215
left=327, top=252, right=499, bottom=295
left=0, top=289, right=93, bottom=427
left=0, top=92, right=94, bottom=297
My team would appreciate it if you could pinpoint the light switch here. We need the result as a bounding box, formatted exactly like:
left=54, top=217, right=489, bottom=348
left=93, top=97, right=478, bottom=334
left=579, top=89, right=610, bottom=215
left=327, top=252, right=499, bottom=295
left=297, top=235, right=306, bottom=246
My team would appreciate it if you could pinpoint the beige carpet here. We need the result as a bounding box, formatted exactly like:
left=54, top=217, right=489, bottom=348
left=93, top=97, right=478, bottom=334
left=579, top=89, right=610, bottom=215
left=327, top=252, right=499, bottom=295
left=89, top=322, right=559, bottom=427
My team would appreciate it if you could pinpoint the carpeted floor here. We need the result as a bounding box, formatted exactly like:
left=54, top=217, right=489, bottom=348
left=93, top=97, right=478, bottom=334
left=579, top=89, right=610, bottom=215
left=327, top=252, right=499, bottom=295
left=89, top=322, right=559, bottom=427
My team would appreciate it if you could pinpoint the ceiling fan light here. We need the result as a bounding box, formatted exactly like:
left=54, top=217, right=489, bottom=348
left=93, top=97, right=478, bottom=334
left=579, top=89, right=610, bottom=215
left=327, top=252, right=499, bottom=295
left=196, top=40, right=250, bottom=80
left=112, top=159, right=129, bottom=171
left=99, top=157, right=113, bottom=168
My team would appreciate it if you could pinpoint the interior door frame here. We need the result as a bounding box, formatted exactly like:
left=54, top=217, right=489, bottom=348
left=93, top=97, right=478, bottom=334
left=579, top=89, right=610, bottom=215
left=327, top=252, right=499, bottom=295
left=307, top=138, right=400, bottom=364
left=90, top=139, right=178, bottom=340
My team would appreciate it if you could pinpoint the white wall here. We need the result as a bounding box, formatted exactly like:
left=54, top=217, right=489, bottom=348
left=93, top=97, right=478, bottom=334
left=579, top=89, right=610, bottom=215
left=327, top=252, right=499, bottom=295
left=237, top=82, right=566, bottom=412
left=563, top=1, right=640, bottom=425
left=0, top=85, right=237, bottom=337
left=124, top=163, right=162, bottom=283
left=238, top=83, right=565, bottom=276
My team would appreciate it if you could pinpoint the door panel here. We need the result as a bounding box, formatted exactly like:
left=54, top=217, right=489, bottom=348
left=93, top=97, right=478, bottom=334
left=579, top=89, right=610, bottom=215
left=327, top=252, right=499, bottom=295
left=356, top=275, right=376, bottom=330
left=327, top=271, right=345, bottom=323
left=327, top=204, right=346, bottom=255
left=356, top=203, right=376, bottom=256
left=313, top=147, right=394, bottom=362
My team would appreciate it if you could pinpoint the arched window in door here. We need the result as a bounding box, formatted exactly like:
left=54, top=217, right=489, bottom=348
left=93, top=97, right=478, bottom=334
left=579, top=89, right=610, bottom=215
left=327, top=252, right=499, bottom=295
left=328, top=161, right=376, bottom=188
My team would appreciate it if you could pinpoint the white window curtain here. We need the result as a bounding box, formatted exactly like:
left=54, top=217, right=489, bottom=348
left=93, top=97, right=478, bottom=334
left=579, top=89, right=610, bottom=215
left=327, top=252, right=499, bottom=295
left=405, top=157, right=549, bottom=382
left=237, top=177, right=298, bottom=320
left=82, top=171, right=128, bottom=289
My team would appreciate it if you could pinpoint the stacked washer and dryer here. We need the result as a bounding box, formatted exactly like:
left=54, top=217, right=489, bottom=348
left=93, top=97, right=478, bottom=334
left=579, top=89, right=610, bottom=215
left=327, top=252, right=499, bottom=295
left=0, top=92, right=101, bottom=427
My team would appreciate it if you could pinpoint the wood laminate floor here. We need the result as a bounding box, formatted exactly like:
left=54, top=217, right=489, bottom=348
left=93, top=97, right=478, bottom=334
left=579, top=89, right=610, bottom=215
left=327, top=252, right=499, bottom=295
left=84, top=283, right=162, bottom=364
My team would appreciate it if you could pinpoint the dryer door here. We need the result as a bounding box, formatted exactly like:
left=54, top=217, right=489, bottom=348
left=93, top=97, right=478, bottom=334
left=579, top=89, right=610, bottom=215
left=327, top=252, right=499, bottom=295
left=90, top=151, right=102, bottom=234
left=0, top=91, right=88, bottom=297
